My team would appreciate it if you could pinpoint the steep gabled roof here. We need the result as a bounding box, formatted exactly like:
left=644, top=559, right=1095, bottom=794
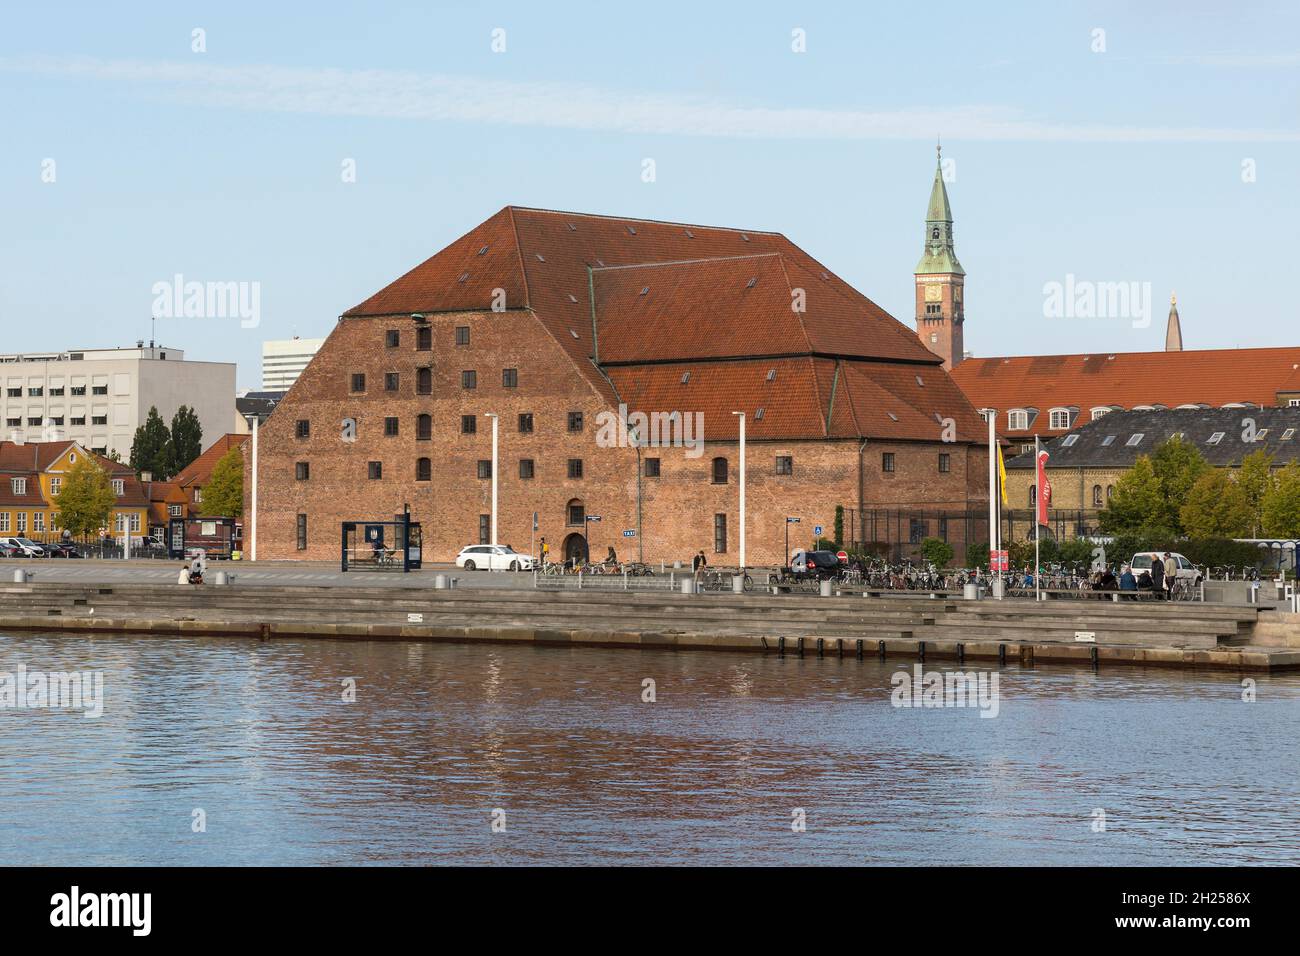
left=175, top=434, right=248, bottom=489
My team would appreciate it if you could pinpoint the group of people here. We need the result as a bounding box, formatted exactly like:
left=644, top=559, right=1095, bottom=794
left=1089, top=552, right=1180, bottom=599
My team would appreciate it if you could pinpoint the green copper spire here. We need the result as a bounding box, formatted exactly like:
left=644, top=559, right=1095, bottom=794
left=916, top=142, right=965, bottom=276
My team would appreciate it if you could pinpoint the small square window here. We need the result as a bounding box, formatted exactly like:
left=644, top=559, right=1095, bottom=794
left=296, top=419, right=310, bottom=439
left=568, top=411, right=583, bottom=432
left=295, top=462, right=310, bottom=480
left=384, top=417, right=399, bottom=437
left=567, top=458, right=583, bottom=479
left=882, top=452, right=896, bottom=473
left=461, top=415, right=477, bottom=434
left=477, top=460, right=492, bottom=479
left=938, top=453, right=950, bottom=473
left=368, top=461, right=383, bottom=480
left=351, top=373, right=366, bottom=393
left=643, top=457, right=661, bottom=478
left=519, top=458, right=535, bottom=479
left=455, top=326, right=470, bottom=346
left=518, top=413, right=533, bottom=433
left=775, top=455, right=793, bottom=476
left=384, top=372, right=400, bottom=392
left=503, top=368, right=518, bottom=388
left=461, top=370, right=477, bottom=389
left=385, top=329, right=400, bottom=348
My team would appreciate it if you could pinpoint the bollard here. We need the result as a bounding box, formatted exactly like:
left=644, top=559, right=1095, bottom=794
left=12, top=568, right=31, bottom=584
left=856, top=639, right=863, bottom=660
left=963, top=583, right=978, bottom=601
left=837, top=638, right=843, bottom=659
left=918, top=640, right=926, bottom=662
left=956, top=642, right=964, bottom=664
left=449, top=577, right=458, bottom=590
left=1090, top=646, right=1099, bottom=667
left=819, top=579, right=833, bottom=598
left=991, top=578, right=1005, bottom=600
left=213, top=571, right=230, bottom=586
left=817, top=638, right=824, bottom=658
left=878, top=639, right=886, bottom=659
left=732, top=574, right=745, bottom=594
left=998, top=643, right=1007, bottom=665
left=778, top=636, right=785, bottom=658
left=797, top=637, right=805, bottom=658
left=434, top=574, right=448, bottom=589
left=680, top=577, right=696, bottom=595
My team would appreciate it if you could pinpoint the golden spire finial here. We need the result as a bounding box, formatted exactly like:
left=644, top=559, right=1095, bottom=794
left=1171, top=291, right=1177, bottom=306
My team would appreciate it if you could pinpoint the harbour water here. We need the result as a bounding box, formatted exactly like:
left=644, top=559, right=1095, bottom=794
left=1, top=631, right=1297, bottom=866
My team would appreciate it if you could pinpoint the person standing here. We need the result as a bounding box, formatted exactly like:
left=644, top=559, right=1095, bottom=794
left=692, top=549, right=707, bottom=585
left=1149, top=553, right=1165, bottom=600
left=1163, top=552, right=1177, bottom=599
left=539, top=536, right=549, bottom=567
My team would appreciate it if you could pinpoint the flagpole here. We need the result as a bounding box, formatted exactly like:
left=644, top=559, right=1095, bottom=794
left=995, top=443, right=1003, bottom=599
left=1034, top=433, right=1041, bottom=603
left=987, top=411, right=996, bottom=593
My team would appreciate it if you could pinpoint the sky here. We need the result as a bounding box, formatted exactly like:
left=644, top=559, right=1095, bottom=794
left=2, top=1, right=1298, bottom=390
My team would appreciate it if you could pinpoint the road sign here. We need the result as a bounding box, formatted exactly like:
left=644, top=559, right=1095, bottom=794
left=585, top=515, right=602, bottom=522
left=813, top=525, right=823, bottom=536
left=532, top=511, right=539, bottom=532
left=622, top=529, right=636, bottom=538
left=786, top=517, right=801, bottom=524
left=990, top=549, right=1009, bottom=572
left=836, top=550, right=848, bottom=562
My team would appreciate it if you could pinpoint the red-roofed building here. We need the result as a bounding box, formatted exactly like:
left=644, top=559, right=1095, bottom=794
left=0, top=440, right=149, bottom=542
left=174, top=434, right=248, bottom=515
left=252, top=206, right=991, bottom=565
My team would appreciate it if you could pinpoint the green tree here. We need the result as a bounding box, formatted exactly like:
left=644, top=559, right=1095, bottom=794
left=129, top=406, right=172, bottom=479
left=1179, top=470, right=1251, bottom=538
left=54, top=456, right=116, bottom=536
left=1098, top=456, right=1168, bottom=536
left=167, top=405, right=204, bottom=476
left=919, top=537, right=955, bottom=568
left=833, top=505, right=844, bottom=550
left=1261, top=461, right=1300, bottom=538
left=1237, top=449, right=1275, bottom=537
left=1150, top=435, right=1210, bottom=533
left=201, top=447, right=244, bottom=517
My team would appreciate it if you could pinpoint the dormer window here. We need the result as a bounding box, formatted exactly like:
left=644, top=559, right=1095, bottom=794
left=1090, top=407, right=1113, bottom=421
left=1007, top=409, right=1029, bottom=431
left=112, top=479, right=125, bottom=496
left=1048, top=408, right=1072, bottom=430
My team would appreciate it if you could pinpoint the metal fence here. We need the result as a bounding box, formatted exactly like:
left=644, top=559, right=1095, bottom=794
left=842, top=507, right=1093, bottom=563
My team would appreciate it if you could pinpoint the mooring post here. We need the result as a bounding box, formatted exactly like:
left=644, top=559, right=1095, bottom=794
left=878, top=639, right=886, bottom=659
left=837, top=638, right=843, bottom=659
left=856, top=638, right=863, bottom=660
left=817, top=638, right=824, bottom=658
left=1090, top=646, right=1099, bottom=667
left=797, top=637, right=805, bottom=658
left=957, top=642, right=965, bottom=664
left=778, top=636, right=785, bottom=658
left=998, top=643, right=1007, bottom=665
left=918, top=640, right=926, bottom=662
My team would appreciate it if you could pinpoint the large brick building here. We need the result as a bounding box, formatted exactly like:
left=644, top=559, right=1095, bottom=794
left=251, top=206, right=989, bottom=566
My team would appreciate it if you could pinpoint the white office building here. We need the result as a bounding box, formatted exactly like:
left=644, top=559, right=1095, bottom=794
left=1, top=344, right=236, bottom=460
left=262, top=337, right=324, bottom=391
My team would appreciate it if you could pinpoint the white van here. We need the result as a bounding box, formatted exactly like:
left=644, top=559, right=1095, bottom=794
left=1130, top=552, right=1201, bottom=584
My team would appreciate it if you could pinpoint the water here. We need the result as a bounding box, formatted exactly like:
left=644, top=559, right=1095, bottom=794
left=1, top=632, right=1297, bottom=866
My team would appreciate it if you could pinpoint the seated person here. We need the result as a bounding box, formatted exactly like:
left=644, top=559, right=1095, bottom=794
left=1119, top=566, right=1137, bottom=591
left=1098, top=568, right=1118, bottom=591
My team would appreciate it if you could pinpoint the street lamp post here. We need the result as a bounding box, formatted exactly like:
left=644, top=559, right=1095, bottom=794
left=740, top=414, right=746, bottom=570
left=486, top=413, right=498, bottom=546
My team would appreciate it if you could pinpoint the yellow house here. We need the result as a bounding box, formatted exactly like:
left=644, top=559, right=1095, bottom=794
left=0, top=441, right=149, bottom=542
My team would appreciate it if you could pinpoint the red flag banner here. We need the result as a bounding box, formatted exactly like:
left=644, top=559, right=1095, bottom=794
left=1036, top=449, right=1051, bottom=525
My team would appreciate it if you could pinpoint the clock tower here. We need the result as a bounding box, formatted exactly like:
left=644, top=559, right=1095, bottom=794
left=914, top=144, right=965, bottom=370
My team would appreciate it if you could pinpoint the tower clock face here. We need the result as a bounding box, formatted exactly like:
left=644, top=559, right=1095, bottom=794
left=924, top=284, right=942, bottom=302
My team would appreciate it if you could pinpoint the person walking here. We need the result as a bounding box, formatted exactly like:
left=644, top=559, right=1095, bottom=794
left=1163, top=552, right=1177, bottom=600
left=539, top=536, right=549, bottom=566
left=692, top=549, right=707, bottom=586
left=1149, top=553, right=1165, bottom=599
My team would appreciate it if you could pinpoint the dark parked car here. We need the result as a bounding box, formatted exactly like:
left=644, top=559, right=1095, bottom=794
left=789, top=549, right=842, bottom=580
left=46, top=542, right=83, bottom=558
left=0, top=541, right=18, bottom=558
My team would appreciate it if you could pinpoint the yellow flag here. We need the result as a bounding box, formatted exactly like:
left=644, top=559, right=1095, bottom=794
left=997, top=444, right=1008, bottom=507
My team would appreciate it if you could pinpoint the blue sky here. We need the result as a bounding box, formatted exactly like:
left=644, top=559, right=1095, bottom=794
left=2, top=1, right=1297, bottom=389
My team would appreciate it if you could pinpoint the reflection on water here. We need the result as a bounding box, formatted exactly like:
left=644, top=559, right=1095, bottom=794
left=1, top=632, right=1297, bottom=866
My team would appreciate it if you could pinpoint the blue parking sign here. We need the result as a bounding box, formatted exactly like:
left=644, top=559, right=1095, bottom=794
left=813, top=525, right=823, bottom=536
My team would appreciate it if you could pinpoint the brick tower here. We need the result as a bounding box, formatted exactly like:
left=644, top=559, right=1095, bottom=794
left=914, top=143, right=965, bottom=370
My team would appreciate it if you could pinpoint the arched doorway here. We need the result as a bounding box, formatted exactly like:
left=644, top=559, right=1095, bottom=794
left=563, top=532, right=588, bottom=566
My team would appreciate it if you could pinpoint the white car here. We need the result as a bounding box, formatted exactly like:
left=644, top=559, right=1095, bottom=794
left=455, top=544, right=537, bottom=571
left=1130, top=552, right=1202, bottom=584
left=0, top=537, right=46, bottom=557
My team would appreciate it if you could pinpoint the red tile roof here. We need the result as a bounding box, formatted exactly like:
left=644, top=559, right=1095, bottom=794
left=951, top=347, right=1300, bottom=438
left=343, top=206, right=981, bottom=443
left=174, top=434, right=248, bottom=489
left=0, top=441, right=146, bottom=507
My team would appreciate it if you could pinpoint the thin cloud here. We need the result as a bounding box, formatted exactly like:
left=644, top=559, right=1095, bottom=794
left=4, top=54, right=1298, bottom=143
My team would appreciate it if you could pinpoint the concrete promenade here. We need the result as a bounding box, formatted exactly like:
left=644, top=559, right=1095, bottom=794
left=2, top=576, right=1298, bottom=672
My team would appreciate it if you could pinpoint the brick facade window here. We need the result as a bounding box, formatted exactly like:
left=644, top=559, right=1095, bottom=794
left=567, top=458, right=583, bottom=479
left=296, top=514, right=307, bottom=551
left=295, top=462, right=309, bottom=480
left=416, top=458, right=431, bottom=481
left=909, top=518, right=927, bottom=544
left=567, top=500, right=585, bottom=526
left=417, top=367, right=432, bottom=394
left=938, top=453, right=950, bottom=473
left=368, top=461, right=383, bottom=480
left=351, top=373, right=366, bottom=393
left=384, top=417, right=399, bottom=436
left=503, top=368, right=518, bottom=388
left=775, top=455, right=793, bottom=476
left=714, top=513, right=727, bottom=553
left=456, top=326, right=470, bottom=347
left=519, top=458, right=535, bottom=479
left=461, top=370, right=477, bottom=389
left=477, top=460, right=492, bottom=479
left=711, top=457, right=728, bottom=484
left=644, top=457, right=660, bottom=477
left=478, top=514, right=490, bottom=544
left=416, top=326, right=432, bottom=351
left=518, top=413, right=533, bottom=433
left=385, top=372, right=400, bottom=392
left=417, top=414, right=432, bottom=440
left=296, top=420, right=310, bottom=439
left=882, top=452, right=895, bottom=473
left=567, top=411, right=583, bottom=432
left=1092, top=484, right=1103, bottom=507
left=385, top=329, right=400, bottom=348
left=461, top=415, right=476, bottom=434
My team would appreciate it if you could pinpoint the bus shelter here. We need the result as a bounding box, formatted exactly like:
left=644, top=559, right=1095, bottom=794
left=168, top=516, right=238, bottom=560
left=341, top=515, right=422, bottom=572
